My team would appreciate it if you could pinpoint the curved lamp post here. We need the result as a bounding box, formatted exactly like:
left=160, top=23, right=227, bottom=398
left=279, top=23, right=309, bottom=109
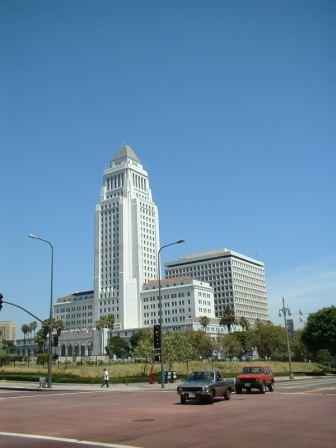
left=158, top=239, right=185, bottom=388
left=28, top=233, right=54, bottom=388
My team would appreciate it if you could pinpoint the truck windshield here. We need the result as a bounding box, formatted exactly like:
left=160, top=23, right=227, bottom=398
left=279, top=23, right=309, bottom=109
left=242, top=367, right=264, bottom=374
left=187, top=372, right=214, bottom=382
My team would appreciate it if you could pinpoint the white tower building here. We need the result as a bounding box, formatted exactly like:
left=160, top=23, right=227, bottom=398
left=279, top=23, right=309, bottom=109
left=94, top=144, right=160, bottom=329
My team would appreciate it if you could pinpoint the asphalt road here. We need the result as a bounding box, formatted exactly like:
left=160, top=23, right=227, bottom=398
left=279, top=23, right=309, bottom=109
left=0, top=378, right=335, bottom=448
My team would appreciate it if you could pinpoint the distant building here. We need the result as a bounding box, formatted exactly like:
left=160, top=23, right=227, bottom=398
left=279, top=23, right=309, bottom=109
left=165, top=249, right=269, bottom=325
left=15, top=337, right=38, bottom=357
left=0, top=321, right=16, bottom=341
left=54, top=290, right=95, bottom=330
left=140, top=277, right=215, bottom=327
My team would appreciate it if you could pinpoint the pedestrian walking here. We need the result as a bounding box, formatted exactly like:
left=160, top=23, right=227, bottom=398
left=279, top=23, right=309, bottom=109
left=101, top=368, right=109, bottom=388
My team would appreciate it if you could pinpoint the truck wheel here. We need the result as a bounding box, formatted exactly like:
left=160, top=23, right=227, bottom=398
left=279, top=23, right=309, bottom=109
left=268, top=382, right=274, bottom=392
left=180, top=396, right=186, bottom=405
left=259, top=382, right=266, bottom=394
left=235, top=387, right=242, bottom=394
left=246, top=387, right=251, bottom=393
left=224, top=388, right=231, bottom=400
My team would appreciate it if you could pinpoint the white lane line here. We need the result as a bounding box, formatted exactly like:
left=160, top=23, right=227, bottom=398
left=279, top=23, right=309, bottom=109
left=0, top=391, right=103, bottom=400
left=0, top=432, right=142, bottom=448
left=278, top=392, right=336, bottom=396
left=279, top=381, right=336, bottom=389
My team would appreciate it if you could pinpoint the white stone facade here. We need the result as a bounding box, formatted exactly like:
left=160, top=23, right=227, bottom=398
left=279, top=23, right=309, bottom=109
left=54, top=290, right=95, bottom=329
left=165, top=249, right=269, bottom=324
left=140, top=277, right=215, bottom=327
left=94, top=144, right=160, bottom=329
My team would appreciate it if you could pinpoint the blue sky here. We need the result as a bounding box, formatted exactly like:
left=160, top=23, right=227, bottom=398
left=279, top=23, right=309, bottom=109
left=1, top=0, right=335, bottom=335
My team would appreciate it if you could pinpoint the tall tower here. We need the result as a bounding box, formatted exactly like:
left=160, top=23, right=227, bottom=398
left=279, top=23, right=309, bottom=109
left=94, top=144, right=160, bottom=329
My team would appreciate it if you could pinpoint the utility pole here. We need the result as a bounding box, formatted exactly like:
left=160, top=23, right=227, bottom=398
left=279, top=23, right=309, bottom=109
left=279, top=297, right=294, bottom=380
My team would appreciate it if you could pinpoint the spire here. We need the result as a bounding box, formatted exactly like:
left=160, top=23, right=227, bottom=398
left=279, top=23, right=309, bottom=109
left=110, top=144, right=141, bottom=164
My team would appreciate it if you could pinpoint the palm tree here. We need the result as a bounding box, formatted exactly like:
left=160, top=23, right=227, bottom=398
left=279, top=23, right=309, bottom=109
left=219, top=306, right=236, bottom=334
left=105, top=314, right=115, bottom=341
left=53, top=319, right=64, bottom=336
left=30, top=321, right=38, bottom=338
left=35, top=329, right=47, bottom=353
left=21, top=324, right=30, bottom=354
left=96, top=317, right=107, bottom=355
left=238, top=316, right=250, bottom=331
left=199, top=316, right=210, bottom=332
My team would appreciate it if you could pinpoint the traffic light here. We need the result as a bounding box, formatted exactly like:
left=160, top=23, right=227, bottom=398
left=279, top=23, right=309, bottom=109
left=153, top=324, right=161, bottom=349
left=0, top=293, right=3, bottom=311
left=52, top=334, right=59, bottom=347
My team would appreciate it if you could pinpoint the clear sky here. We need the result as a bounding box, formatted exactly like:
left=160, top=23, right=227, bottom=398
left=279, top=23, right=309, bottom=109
left=1, top=0, right=335, bottom=336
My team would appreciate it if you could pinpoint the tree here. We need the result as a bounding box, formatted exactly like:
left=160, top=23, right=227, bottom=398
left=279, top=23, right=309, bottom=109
left=104, top=314, right=115, bottom=341
left=29, top=321, right=38, bottom=338
left=218, top=333, right=242, bottom=360
left=219, top=306, right=236, bottom=334
left=96, top=317, right=107, bottom=354
left=133, top=331, right=156, bottom=375
left=0, top=339, right=16, bottom=355
left=34, top=318, right=64, bottom=356
left=301, top=306, right=336, bottom=357
left=129, top=331, right=145, bottom=351
left=95, top=314, right=115, bottom=352
left=21, top=324, right=30, bottom=352
left=234, top=330, right=255, bottom=360
left=188, top=330, right=214, bottom=359
left=163, top=332, right=180, bottom=369
left=290, top=330, right=310, bottom=361
left=238, top=316, right=250, bottom=331
left=199, top=316, right=210, bottom=332
left=173, top=331, right=197, bottom=370
left=253, top=320, right=286, bottom=360
left=106, top=336, right=129, bottom=359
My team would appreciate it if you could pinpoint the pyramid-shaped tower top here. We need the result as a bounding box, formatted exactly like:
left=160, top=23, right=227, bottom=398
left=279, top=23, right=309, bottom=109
left=110, top=144, right=141, bottom=164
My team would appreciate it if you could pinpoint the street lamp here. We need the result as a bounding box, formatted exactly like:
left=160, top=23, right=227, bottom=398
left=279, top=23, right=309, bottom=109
left=279, top=297, right=294, bottom=380
left=158, top=239, right=185, bottom=389
left=28, top=233, right=54, bottom=388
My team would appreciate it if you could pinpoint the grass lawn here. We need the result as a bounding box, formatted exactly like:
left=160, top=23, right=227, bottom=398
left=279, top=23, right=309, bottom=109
left=0, top=360, right=326, bottom=383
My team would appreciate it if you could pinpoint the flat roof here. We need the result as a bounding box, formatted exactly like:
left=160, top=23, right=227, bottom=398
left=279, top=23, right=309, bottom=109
left=166, top=248, right=264, bottom=268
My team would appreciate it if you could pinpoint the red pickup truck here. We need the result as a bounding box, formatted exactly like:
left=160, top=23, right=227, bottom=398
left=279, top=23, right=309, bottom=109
left=235, top=366, right=274, bottom=394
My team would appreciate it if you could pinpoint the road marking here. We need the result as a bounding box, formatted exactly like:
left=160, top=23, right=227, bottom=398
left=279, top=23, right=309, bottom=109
left=279, top=380, right=336, bottom=389
left=278, top=391, right=336, bottom=396
left=0, top=391, right=103, bottom=400
left=0, top=432, right=142, bottom=448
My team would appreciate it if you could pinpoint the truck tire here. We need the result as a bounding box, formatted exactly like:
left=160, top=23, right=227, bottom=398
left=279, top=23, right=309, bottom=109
left=259, top=382, right=266, bottom=394
left=268, top=382, right=274, bottom=392
left=180, top=395, right=186, bottom=405
left=235, top=387, right=242, bottom=394
left=224, top=388, right=232, bottom=400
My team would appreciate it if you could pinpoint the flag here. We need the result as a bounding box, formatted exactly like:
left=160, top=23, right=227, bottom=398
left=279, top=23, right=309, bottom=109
left=299, top=309, right=303, bottom=316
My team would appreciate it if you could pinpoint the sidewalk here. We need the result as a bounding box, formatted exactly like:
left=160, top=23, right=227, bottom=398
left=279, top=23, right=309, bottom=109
left=0, top=375, right=330, bottom=392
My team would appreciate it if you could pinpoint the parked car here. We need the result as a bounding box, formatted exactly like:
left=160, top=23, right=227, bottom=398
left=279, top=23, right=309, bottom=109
left=177, top=370, right=234, bottom=404
left=235, top=366, right=274, bottom=394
